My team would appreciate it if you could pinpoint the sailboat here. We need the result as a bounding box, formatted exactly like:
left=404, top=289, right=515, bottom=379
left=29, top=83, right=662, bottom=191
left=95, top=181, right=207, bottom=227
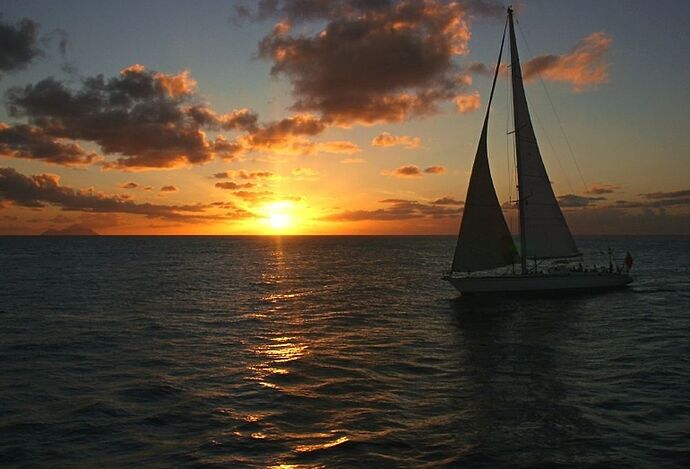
left=444, top=8, right=632, bottom=295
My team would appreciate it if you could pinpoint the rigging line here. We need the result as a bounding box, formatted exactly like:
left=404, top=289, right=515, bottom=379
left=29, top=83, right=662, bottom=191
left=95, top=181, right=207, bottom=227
left=505, top=51, right=512, bottom=204
left=515, top=20, right=611, bottom=245
left=484, top=16, right=509, bottom=118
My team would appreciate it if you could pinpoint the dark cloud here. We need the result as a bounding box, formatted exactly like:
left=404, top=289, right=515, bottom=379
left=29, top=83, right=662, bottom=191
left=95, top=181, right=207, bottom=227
left=371, top=132, right=421, bottom=149
left=255, top=0, right=473, bottom=124
left=215, top=181, right=255, bottom=190
left=237, top=170, right=274, bottom=179
left=323, top=198, right=460, bottom=221
left=160, top=185, right=178, bottom=192
left=0, top=167, right=251, bottom=222
left=118, top=182, right=139, bottom=189
left=391, top=164, right=422, bottom=178
left=431, top=196, right=463, bottom=205
left=240, top=114, right=326, bottom=149
left=640, top=190, right=690, bottom=200
left=232, top=190, right=275, bottom=203
left=585, top=183, right=620, bottom=195
left=0, top=123, right=97, bottom=165
left=384, top=164, right=446, bottom=178
left=557, top=194, right=606, bottom=208
left=5, top=65, right=246, bottom=169
left=0, top=17, right=43, bottom=75
left=424, top=165, right=446, bottom=174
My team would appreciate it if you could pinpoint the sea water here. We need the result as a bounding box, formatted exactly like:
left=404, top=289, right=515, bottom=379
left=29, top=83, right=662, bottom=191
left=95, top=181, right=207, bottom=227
left=1, top=235, right=689, bottom=466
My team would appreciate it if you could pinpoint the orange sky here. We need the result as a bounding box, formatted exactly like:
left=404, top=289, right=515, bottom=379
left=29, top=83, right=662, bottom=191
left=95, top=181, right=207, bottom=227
left=1, top=0, right=689, bottom=235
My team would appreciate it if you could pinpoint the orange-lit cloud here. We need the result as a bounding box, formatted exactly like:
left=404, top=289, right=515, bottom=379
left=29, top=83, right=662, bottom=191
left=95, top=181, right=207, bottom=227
left=322, top=198, right=461, bottom=221
left=0, top=167, right=251, bottom=222
left=292, top=167, right=319, bottom=180
left=384, top=164, right=447, bottom=178
left=236, top=114, right=360, bottom=156
left=118, top=182, right=139, bottom=189
left=215, top=181, right=255, bottom=190
left=424, top=165, right=446, bottom=174
left=5, top=66, right=250, bottom=170
left=432, top=196, right=463, bottom=205
left=255, top=0, right=473, bottom=124
left=454, top=91, right=481, bottom=113
left=212, top=170, right=275, bottom=180
left=0, top=123, right=97, bottom=165
left=388, top=164, right=422, bottom=178
left=371, top=132, right=421, bottom=149
left=523, top=32, right=612, bottom=92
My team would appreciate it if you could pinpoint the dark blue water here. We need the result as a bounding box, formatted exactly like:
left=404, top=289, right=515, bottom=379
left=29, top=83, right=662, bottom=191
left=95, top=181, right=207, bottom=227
left=1, top=236, right=689, bottom=467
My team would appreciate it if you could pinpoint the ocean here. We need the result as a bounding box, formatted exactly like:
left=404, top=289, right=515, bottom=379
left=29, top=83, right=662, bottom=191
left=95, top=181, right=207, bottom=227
left=1, top=235, right=689, bottom=467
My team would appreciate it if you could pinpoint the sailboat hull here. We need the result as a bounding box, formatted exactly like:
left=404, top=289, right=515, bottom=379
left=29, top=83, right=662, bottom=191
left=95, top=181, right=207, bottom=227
left=445, top=271, right=632, bottom=295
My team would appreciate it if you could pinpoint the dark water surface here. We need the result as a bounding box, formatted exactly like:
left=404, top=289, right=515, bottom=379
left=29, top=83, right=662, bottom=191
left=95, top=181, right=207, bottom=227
left=1, top=236, right=689, bottom=467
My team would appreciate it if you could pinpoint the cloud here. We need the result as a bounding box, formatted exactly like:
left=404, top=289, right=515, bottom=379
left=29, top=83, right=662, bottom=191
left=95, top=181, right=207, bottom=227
left=383, top=164, right=446, bottom=178
left=234, top=113, right=359, bottom=156
left=523, top=32, right=612, bottom=92
left=424, top=165, right=446, bottom=174
left=0, top=17, right=43, bottom=75
left=388, top=164, right=422, bottom=178
left=431, top=196, right=463, bottom=205
left=160, top=185, right=178, bottom=192
left=640, top=190, right=690, bottom=200
left=371, top=132, right=421, bottom=149
left=454, top=91, right=480, bottom=113
left=6, top=65, right=248, bottom=169
left=0, top=123, right=97, bottom=165
left=232, top=190, right=275, bottom=204
left=585, top=183, right=620, bottom=195
left=215, top=181, right=255, bottom=190
left=255, top=0, right=473, bottom=124
left=240, top=114, right=326, bottom=149
left=118, top=182, right=139, bottom=189
left=292, top=167, right=319, bottom=180
left=557, top=194, right=606, bottom=207
left=212, top=170, right=275, bottom=180
left=322, top=198, right=460, bottom=221
left=0, top=167, right=251, bottom=222
left=316, top=140, right=361, bottom=154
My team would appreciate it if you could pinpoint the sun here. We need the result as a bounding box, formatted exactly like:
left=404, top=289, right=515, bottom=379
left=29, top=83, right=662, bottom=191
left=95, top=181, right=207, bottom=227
left=263, top=201, right=296, bottom=232
left=268, top=212, right=292, bottom=230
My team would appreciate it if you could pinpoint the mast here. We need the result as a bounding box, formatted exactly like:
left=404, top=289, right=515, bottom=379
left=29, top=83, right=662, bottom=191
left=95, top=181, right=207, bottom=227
left=507, top=7, right=528, bottom=275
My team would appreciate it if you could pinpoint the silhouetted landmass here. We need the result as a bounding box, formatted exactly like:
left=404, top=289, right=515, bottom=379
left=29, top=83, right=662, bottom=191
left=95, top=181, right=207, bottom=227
left=41, top=224, right=99, bottom=236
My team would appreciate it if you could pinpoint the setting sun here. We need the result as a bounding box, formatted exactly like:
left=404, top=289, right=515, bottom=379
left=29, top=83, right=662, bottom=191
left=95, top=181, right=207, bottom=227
left=263, top=201, right=296, bottom=232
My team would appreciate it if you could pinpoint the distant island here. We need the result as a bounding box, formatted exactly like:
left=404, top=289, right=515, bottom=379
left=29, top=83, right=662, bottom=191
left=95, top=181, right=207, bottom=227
left=41, top=224, right=100, bottom=236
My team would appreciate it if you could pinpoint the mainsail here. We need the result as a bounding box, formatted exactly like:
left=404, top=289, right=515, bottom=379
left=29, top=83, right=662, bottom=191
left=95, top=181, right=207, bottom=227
left=451, top=20, right=517, bottom=273
left=508, top=9, right=579, bottom=262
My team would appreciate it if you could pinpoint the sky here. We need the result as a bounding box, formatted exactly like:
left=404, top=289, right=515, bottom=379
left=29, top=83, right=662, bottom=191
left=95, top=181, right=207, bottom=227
left=0, top=0, right=688, bottom=235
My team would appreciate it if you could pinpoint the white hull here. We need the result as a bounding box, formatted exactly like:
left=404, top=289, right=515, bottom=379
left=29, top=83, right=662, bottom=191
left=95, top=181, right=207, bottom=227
left=445, top=271, right=632, bottom=295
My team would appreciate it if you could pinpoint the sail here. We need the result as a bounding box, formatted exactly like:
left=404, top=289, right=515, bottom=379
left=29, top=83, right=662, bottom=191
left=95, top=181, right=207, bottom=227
left=452, top=20, right=517, bottom=273
left=508, top=10, right=579, bottom=260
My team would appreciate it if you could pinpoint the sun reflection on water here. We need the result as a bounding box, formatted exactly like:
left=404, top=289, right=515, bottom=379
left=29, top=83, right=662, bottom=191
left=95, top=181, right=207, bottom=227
left=246, top=335, right=309, bottom=390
